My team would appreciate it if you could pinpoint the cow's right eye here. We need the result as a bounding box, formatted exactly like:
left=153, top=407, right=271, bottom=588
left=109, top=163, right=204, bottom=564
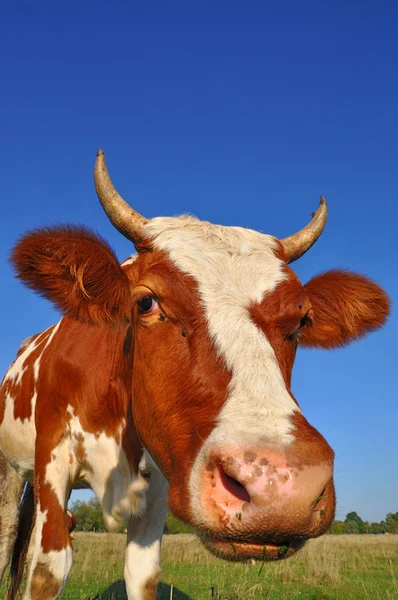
left=137, top=296, right=159, bottom=314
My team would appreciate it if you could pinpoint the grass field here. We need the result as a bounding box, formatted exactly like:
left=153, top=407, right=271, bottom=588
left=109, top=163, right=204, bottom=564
left=61, top=533, right=397, bottom=600
left=2, top=533, right=397, bottom=599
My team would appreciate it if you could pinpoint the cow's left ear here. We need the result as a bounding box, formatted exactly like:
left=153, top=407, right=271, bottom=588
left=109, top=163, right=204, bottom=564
left=11, top=225, right=133, bottom=327
left=299, top=270, right=390, bottom=349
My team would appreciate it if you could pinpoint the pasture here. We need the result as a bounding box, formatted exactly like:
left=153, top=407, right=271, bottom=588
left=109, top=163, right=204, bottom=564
left=1, top=533, right=396, bottom=599
left=52, top=533, right=397, bottom=599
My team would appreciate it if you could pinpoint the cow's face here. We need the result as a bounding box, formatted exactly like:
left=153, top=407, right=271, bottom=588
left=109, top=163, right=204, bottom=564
left=120, top=212, right=388, bottom=560
left=125, top=217, right=337, bottom=560
left=12, top=151, right=389, bottom=562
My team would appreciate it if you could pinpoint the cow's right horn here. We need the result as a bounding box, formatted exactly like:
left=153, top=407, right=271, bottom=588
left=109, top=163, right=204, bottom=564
left=280, top=196, right=328, bottom=264
left=94, top=150, right=148, bottom=244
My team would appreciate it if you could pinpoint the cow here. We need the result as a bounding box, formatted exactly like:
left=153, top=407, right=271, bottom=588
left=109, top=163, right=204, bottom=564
left=0, top=150, right=390, bottom=600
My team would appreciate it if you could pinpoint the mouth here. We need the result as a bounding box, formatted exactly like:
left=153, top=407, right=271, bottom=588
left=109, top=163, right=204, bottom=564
left=199, top=534, right=306, bottom=561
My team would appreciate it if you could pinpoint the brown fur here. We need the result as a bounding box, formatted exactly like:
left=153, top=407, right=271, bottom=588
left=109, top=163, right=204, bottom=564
left=301, top=270, right=390, bottom=348
left=30, top=563, right=63, bottom=600
left=250, top=274, right=310, bottom=389
left=141, top=570, right=161, bottom=600
left=10, top=226, right=132, bottom=327
left=0, top=327, right=55, bottom=425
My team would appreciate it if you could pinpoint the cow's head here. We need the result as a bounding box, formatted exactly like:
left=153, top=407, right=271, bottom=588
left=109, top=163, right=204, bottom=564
left=12, top=151, right=390, bottom=561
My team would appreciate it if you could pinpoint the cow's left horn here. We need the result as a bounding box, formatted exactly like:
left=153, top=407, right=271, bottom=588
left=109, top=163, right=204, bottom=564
left=94, top=150, right=148, bottom=244
left=280, top=197, right=328, bottom=263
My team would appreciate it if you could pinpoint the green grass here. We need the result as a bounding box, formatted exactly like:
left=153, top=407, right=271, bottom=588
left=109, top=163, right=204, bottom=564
left=2, top=534, right=397, bottom=599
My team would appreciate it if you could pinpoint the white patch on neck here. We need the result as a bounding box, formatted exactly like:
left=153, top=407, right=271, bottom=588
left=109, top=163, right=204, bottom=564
left=144, top=216, right=300, bottom=447
left=65, top=406, right=148, bottom=531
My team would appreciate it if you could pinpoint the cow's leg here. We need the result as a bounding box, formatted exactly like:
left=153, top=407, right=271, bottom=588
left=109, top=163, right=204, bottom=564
left=124, top=467, right=169, bottom=600
left=23, top=440, right=72, bottom=600
left=0, top=452, right=24, bottom=583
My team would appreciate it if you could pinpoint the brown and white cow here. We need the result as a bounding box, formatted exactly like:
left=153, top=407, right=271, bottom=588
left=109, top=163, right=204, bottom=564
left=0, top=151, right=390, bottom=600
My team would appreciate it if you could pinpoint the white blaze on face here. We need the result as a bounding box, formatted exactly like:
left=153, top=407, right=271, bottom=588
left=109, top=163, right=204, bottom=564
left=145, top=216, right=300, bottom=446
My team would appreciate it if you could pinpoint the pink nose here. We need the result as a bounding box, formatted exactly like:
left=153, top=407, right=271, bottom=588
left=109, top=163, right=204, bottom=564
left=201, top=449, right=334, bottom=543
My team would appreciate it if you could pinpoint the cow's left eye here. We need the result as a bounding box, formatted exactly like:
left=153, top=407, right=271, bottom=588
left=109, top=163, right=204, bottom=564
left=286, top=314, right=311, bottom=342
left=137, top=296, right=160, bottom=315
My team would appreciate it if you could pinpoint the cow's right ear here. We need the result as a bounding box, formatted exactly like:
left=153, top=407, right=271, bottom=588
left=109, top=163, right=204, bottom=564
left=10, top=225, right=133, bottom=327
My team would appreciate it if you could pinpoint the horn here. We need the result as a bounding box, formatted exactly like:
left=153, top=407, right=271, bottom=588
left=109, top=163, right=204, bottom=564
left=280, top=196, right=328, bottom=264
left=94, top=150, right=148, bottom=243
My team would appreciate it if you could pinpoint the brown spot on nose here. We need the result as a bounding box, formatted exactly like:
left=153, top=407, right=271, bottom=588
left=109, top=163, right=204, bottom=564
left=254, top=465, right=263, bottom=477
left=244, top=451, right=257, bottom=463
left=259, top=458, right=269, bottom=466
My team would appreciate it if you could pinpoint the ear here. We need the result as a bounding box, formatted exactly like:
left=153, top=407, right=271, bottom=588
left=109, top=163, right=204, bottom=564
left=11, top=225, right=132, bottom=327
left=299, top=270, right=390, bottom=349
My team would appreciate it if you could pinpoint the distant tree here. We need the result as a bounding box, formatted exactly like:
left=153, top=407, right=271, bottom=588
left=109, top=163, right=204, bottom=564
left=329, top=520, right=344, bottom=534
left=369, top=522, right=385, bottom=534
left=69, top=500, right=195, bottom=534
left=344, top=519, right=359, bottom=534
left=362, top=521, right=372, bottom=534
left=385, top=513, right=398, bottom=534
left=344, top=511, right=365, bottom=534
left=345, top=511, right=363, bottom=525
left=328, top=511, right=397, bottom=535
left=70, top=497, right=106, bottom=532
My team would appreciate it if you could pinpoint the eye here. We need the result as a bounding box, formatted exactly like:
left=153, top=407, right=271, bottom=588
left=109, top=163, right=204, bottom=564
left=137, top=296, right=160, bottom=315
left=299, top=314, right=311, bottom=329
left=286, top=314, right=311, bottom=342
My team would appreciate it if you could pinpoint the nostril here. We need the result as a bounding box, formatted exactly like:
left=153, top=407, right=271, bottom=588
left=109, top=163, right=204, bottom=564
left=218, top=465, right=251, bottom=503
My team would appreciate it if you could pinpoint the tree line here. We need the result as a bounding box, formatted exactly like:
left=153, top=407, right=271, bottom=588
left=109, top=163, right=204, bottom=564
left=329, top=511, right=398, bottom=535
left=69, top=498, right=398, bottom=535
left=69, top=498, right=193, bottom=534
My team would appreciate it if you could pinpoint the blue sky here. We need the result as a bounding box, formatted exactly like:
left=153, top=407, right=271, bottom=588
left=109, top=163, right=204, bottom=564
left=0, top=2, right=396, bottom=523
